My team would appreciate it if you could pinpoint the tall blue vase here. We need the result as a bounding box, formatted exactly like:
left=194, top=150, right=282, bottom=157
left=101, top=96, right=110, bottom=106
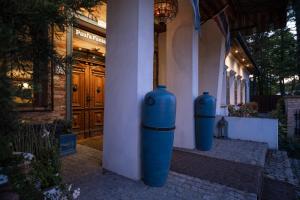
left=142, top=85, right=176, bottom=187
left=195, top=92, right=216, bottom=151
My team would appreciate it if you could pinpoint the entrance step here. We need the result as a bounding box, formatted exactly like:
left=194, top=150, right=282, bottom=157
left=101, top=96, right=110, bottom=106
left=264, top=150, right=298, bottom=185
left=174, top=138, right=268, bottom=167
left=167, top=171, right=257, bottom=200
left=171, top=139, right=268, bottom=198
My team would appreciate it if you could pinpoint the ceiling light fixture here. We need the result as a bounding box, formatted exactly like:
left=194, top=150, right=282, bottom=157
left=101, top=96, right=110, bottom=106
left=154, top=0, right=178, bottom=24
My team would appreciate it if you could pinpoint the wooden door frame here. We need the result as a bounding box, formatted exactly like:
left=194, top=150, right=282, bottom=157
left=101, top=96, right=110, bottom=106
left=66, top=26, right=73, bottom=122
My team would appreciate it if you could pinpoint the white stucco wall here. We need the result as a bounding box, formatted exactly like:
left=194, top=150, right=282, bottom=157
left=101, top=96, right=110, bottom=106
left=199, top=19, right=226, bottom=115
left=103, top=0, right=153, bottom=180
left=225, top=53, right=251, bottom=105
left=165, top=0, right=198, bottom=149
left=215, top=116, right=278, bottom=149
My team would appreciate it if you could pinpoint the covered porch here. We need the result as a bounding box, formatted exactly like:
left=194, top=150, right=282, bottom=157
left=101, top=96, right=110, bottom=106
left=102, top=0, right=288, bottom=181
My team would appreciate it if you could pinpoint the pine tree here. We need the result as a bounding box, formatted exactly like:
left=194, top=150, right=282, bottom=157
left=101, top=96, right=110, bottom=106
left=246, top=27, right=297, bottom=95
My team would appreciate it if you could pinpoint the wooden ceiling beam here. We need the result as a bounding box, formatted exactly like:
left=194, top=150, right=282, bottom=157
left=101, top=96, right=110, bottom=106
left=199, top=0, right=288, bottom=34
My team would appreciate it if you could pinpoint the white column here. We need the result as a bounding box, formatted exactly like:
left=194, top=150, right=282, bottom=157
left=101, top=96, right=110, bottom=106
left=229, top=70, right=236, bottom=105
left=237, top=75, right=242, bottom=104
left=165, top=0, right=198, bottom=149
left=199, top=19, right=226, bottom=115
left=246, top=79, right=250, bottom=102
left=103, top=0, right=153, bottom=180
left=221, top=66, right=228, bottom=105
left=242, top=79, right=246, bottom=104
left=219, top=66, right=228, bottom=115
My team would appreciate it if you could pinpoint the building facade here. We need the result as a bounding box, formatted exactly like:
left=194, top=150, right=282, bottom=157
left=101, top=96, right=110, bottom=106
left=11, top=0, right=287, bottom=180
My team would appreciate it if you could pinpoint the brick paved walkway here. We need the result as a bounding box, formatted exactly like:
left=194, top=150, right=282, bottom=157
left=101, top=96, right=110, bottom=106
left=62, top=144, right=256, bottom=200
left=74, top=171, right=256, bottom=200
left=61, top=144, right=102, bottom=183
left=62, top=142, right=299, bottom=200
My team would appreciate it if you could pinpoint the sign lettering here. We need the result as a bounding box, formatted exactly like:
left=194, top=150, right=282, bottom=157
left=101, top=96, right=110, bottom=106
left=74, top=29, right=106, bottom=45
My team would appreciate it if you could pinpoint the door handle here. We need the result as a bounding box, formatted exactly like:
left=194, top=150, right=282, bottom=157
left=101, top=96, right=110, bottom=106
left=86, top=95, right=91, bottom=102
left=96, top=87, right=101, bottom=94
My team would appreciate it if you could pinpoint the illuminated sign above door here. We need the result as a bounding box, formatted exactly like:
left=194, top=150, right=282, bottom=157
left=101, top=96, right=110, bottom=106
left=74, top=28, right=106, bottom=45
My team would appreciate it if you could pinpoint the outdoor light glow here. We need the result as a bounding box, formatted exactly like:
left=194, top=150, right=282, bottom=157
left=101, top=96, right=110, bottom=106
left=246, top=64, right=250, bottom=67
left=235, top=50, right=239, bottom=53
left=242, top=58, right=245, bottom=62
left=23, top=82, right=29, bottom=89
left=154, top=0, right=178, bottom=24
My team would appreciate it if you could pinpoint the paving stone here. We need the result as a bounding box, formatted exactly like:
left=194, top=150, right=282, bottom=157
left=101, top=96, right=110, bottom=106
left=264, top=150, right=298, bottom=185
left=290, top=159, right=300, bottom=198
left=62, top=145, right=256, bottom=200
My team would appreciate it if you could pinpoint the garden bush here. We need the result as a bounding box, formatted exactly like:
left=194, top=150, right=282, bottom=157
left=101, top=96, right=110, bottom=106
left=228, top=102, right=258, bottom=117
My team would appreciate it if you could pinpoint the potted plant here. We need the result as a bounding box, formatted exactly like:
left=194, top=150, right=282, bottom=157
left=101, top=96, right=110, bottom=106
left=53, top=120, right=76, bottom=156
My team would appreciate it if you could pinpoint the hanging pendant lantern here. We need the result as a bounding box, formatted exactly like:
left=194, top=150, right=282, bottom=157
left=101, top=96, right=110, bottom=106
left=154, top=0, right=178, bottom=24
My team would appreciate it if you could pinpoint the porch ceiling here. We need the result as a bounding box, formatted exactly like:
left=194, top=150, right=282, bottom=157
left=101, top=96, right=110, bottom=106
left=200, top=0, right=288, bottom=35
left=230, top=36, right=258, bottom=74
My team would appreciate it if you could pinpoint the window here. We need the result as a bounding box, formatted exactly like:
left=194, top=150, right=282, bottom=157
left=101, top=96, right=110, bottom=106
left=8, top=25, right=53, bottom=111
left=9, top=61, right=53, bottom=111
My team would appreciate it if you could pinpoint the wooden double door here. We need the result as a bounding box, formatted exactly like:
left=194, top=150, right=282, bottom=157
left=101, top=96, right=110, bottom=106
left=72, top=63, right=105, bottom=139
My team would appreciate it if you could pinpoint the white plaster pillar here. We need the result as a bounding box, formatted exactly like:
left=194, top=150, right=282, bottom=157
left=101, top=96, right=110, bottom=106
left=219, top=66, right=228, bottom=115
left=246, top=79, right=250, bottom=103
left=229, top=70, right=236, bottom=105
left=103, top=0, right=153, bottom=180
left=199, top=19, right=226, bottom=115
left=165, top=0, right=198, bottom=149
left=221, top=66, right=228, bottom=105
left=242, top=79, right=246, bottom=104
left=237, top=75, right=242, bottom=104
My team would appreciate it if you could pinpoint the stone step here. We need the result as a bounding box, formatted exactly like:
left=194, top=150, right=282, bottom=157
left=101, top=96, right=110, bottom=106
left=261, top=177, right=297, bottom=200
left=175, top=138, right=269, bottom=167
left=261, top=150, right=299, bottom=200
left=171, top=150, right=264, bottom=197
left=171, top=139, right=269, bottom=198
left=168, top=171, right=257, bottom=200
left=264, top=150, right=298, bottom=185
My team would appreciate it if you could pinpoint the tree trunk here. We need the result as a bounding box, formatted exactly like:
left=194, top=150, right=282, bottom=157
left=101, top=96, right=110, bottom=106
left=279, top=77, right=285, bottom=96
